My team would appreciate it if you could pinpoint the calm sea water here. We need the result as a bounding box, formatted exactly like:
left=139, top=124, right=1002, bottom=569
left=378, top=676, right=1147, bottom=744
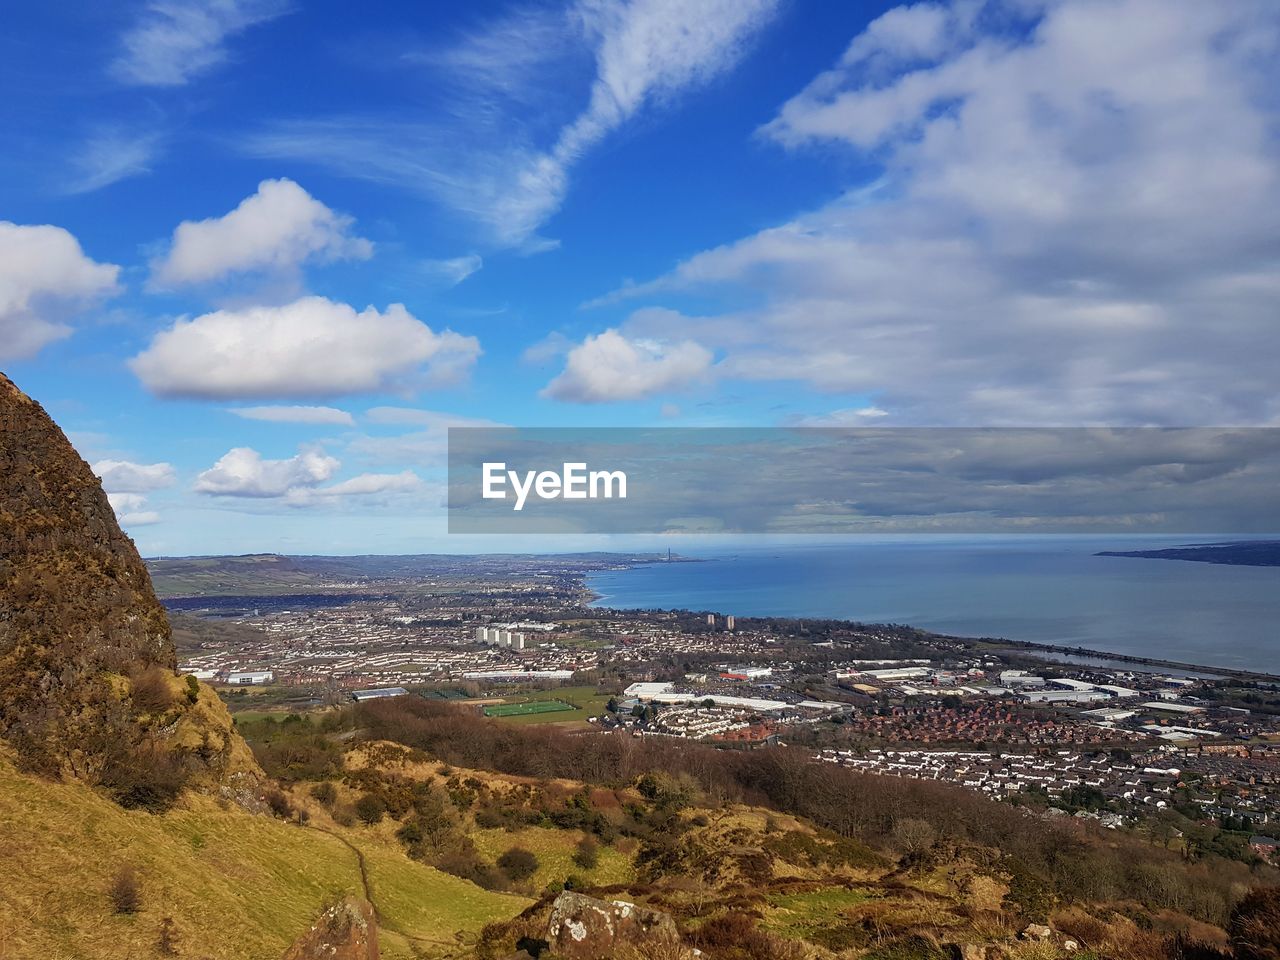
left=586, top=538, right=1280, bottom=673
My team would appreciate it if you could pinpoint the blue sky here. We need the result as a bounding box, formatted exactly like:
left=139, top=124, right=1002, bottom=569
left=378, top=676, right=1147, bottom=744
left=2, top=0, right=1278, bottom=555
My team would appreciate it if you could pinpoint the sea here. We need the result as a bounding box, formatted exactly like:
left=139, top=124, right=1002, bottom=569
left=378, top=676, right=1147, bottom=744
left=585, top=537, right=1280, bottom=674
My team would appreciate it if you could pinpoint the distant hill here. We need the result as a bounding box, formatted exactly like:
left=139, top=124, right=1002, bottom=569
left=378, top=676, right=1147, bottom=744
left=1098, top=541, right=1280, bottom=566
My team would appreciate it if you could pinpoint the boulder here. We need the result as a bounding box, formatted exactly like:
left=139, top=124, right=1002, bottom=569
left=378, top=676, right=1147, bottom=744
left=1020, top=923, right=1053, bottom=941
left=282, top=897, right=378, bottom=960
left=546, top=891, right=682, bottom=960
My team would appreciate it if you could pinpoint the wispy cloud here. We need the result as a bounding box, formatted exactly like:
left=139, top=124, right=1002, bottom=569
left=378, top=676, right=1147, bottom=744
left=65, top=128, right=164, bottom=194
left=421, top=253, right=483, bottom=287
left=229, top=405, right=356, bottom=426
left=112, top=0, right=291, bottom=87
left=244, top=0, right=781, bottom=247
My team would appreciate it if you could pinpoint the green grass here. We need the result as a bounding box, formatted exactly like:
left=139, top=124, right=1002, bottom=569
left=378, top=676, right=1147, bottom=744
left=764, top=887, right=875, bottom=943
left=472, top=826, right=635, bottom=890
left=481, top=685, right=614, bottom=727
left=0, top=752, right=526, bottom=960
left=484, top=700, right=574, bottom=718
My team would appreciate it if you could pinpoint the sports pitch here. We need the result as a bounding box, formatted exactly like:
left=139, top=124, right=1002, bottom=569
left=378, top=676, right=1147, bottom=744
left=483, top=699, right=576, bottom=718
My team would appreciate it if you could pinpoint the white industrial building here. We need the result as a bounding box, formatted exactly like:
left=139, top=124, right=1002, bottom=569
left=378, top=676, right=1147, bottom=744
left=625, top=682, right=675, bottom=700
left=226, top=670, right=273, bottom=685
left=351, top=686, right=409, bottom=702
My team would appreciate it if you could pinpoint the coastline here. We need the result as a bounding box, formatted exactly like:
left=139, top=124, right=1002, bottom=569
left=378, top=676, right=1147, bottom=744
left=582, top=560, right=1280, bottom=683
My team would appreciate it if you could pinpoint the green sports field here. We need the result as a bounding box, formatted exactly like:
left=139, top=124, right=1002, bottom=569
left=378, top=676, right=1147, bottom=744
left=483, top=699, right=575, bottom=718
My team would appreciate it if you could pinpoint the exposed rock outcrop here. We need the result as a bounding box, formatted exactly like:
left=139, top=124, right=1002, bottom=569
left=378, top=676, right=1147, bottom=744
left=282, top=898, right=379, bottom=960
left=0, top=371, right=259, bottom=800
left=546, top=891, right=684, bottom=960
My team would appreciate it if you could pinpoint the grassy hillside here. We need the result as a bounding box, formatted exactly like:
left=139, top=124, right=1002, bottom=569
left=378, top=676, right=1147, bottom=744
left=0, top=749, right=526, bottom=960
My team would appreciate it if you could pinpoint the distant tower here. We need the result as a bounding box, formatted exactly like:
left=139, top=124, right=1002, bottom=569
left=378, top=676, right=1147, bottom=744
left=667, top=547, right=672, bottom=562
left=706, top=613, right=716, bottom=627
left=726, top=615, right=735, bottom=631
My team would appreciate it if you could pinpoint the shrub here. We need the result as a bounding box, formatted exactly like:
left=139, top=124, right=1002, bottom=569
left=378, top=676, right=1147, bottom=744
left=263, top=787, right=294, bottom=819
left=157, top=917, right=178, bottom=955
left=184, top=675, right=200, bottom=705
left=1228, top=886, right=1280, bottom=960
left=100, top=741, right=190, bottom=812
left=310, top=781, right=338, bottom=806
left=355, top=793, right=387, bottom=825
left=109, top=866, right=142, bottom=915
left=497, top=847, right=540, bottom=882
left=130, top=667, right=176, bottom=715
left=572, top=836, right=600, bottom=870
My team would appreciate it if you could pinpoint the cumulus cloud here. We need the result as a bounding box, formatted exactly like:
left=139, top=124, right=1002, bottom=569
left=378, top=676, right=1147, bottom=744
left=111, top=0, right=290, bottom=87
left=543, top=328, right=713, bottom=402
left=229, top=405, right=355, bottom=426
left=129, top=295, right=481, bottom=399
left=244, top=0, right=781, bottom=246
left=93, top=459, right=177, bottom=492
left=107, top=493, right=163, bottom=527
left=0, top=223, right=120, bottom=360
left=604, top=0, right=1280, bottom=425
left=100, top=464, right=175, bottom=527
left=194, top=446, right=339, bottom=497
left=151, top=179, right=372, bottom=286
left=193, top=444, right=420, bottom=504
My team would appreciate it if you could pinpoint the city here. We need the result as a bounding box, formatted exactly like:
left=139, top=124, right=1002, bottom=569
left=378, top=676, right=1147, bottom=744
left=159, top=554, right=1280, bottom=866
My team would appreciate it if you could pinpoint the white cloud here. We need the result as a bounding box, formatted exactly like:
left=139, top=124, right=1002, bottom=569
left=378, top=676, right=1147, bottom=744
left=543, top=328, right=713, bottom=402
left=108, top=493, right=163, bottom=527
left=151, top=179, right=372, bottom=286
left=0, top=223, right=120, bottom=360
left=93, top=459, right=177, bottom=493
left=193, top=445, right=420, bottom=504
left=118, top=511, right=162, bottom=526
left=421, top=254, right=483, bottom=287
left=245, top=0, right=781, bottom=246
left=606, top=0, right=1280, bottom=425
left=66, top=128, right=164, bottom=194
left=107, top=492, right=147, bottom=514
left=112, top=0, right=290, bottom=87
left=129, top=296, right=481, bottom=400
left=194, top=446, right=339, bottom=497
left=229, top=405, right=355, bottom=426
left=285, top=470, right=422, bottom=505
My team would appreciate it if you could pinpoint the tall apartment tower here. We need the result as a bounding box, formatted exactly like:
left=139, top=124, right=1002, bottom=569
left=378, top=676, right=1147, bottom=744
left=706, top=613, right=716, bottom=627
left=726, top=615, right=735, bottom=630
left=475, top=626, right=488, bottom=644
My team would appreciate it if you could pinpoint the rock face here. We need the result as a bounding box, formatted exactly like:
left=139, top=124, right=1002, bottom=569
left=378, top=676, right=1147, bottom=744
left=546, top=891, right=682, bottom=960
left=0, top=371, right=259, bottom=797
left=282, top=898, right=379, bottom=960
left=0, top=372, right=172, bottom=671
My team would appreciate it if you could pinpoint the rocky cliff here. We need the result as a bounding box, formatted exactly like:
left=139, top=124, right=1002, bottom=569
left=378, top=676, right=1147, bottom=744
left=0, top=371, right=259, bottom=802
